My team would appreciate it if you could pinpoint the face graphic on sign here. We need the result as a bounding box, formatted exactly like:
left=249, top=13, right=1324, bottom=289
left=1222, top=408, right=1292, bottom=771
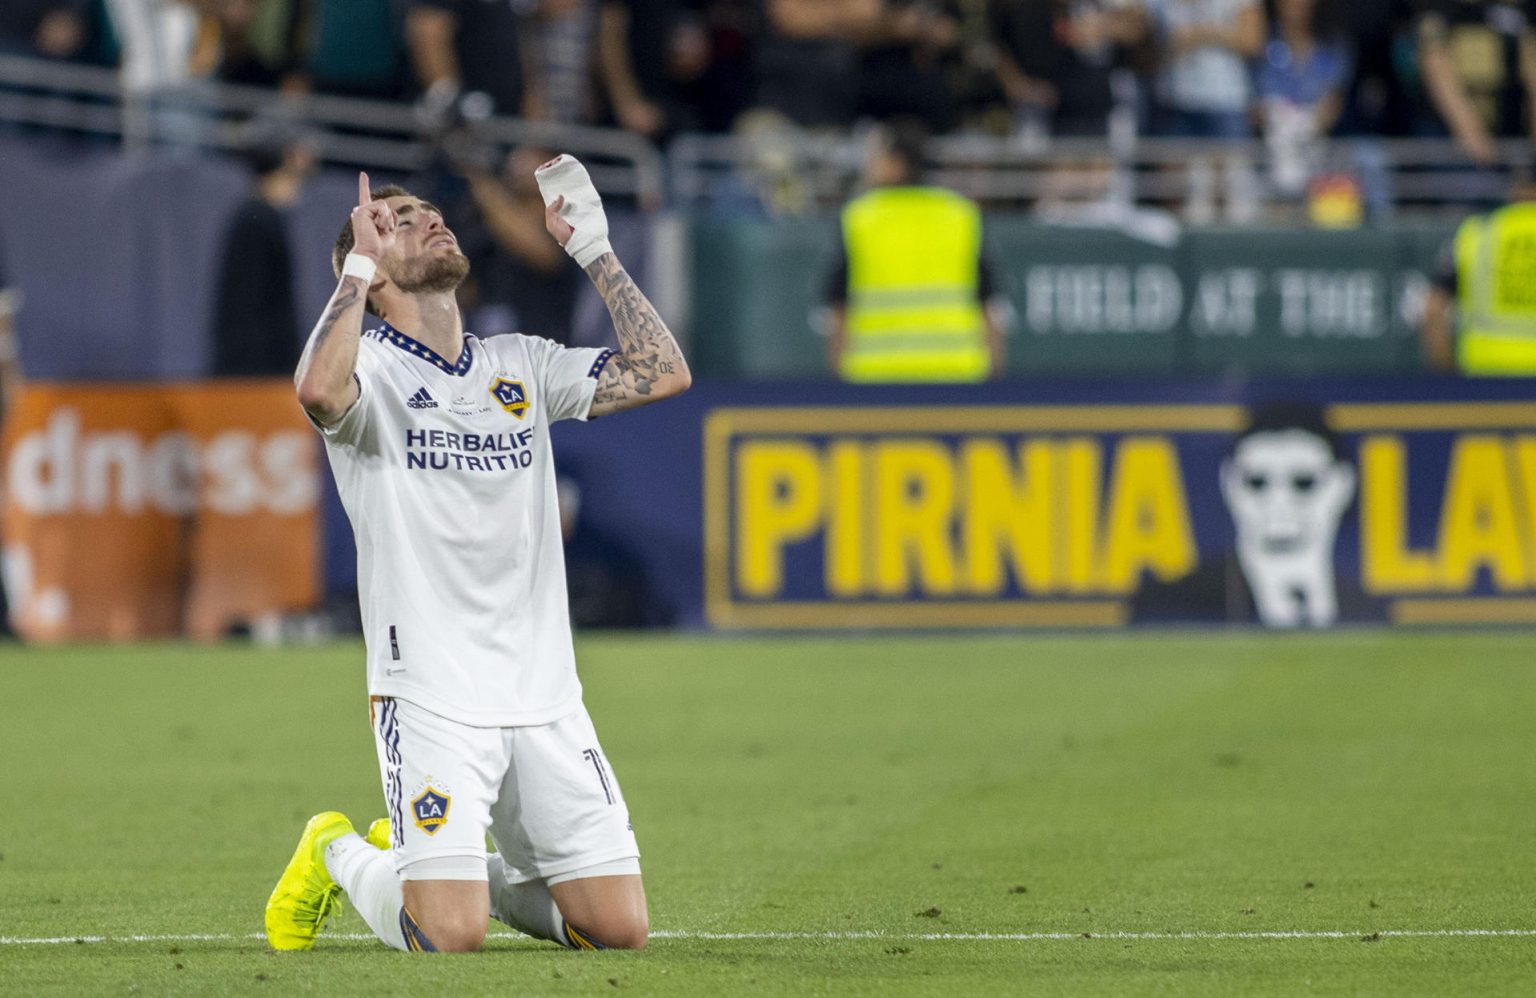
left=1219, top=415, right=1356, bottom=628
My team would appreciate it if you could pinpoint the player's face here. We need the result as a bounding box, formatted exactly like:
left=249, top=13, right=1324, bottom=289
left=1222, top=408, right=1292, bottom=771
left=1220, top=430, right=1355, bottom=556
left=379, top=195, right=469, bottom=294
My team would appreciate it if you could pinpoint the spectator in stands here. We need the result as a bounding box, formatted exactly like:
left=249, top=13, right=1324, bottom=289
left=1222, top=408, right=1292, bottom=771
left=989, top=1, right=1149, bottom=210
left=989, top=0, right=1146, bottom=142
left=298, top=0, right=407, bottom=99
left=1141, top=0, right=1265, bottom=221
left=1144, top=0, right=1265, bottom=139
left=210, top=115, right=316, bottom=376
left=461, top=146, right=583, bottom=343
left=1416, top=0, right=1536, bottom=167
left=754, top=0, right=878, bottom=130
left=1255, top=0, right=1351, bottom=196
left=692, top=0, right=758, bottom=132
left=521, top=0, right=601, bottom=124
left=597, top=0, right=714, bottom=140
left=823, top=119, right=1006, bottom=381
left=101, top=0, right=218, bottom=89
left=0, top=1, right=92, bottom=59
left=406, top=0, right=527, bottom=121
left=856, top=1, right=965, bottom=133
left=0, top=1, right=105, bottom=141
left=1257, top=0, right=1349, bottom=132
left=99, top=1, right=221, bottom=146
left=206, top=0, right=306, bottom=91
left=1336, top=0, right=1417, bottom=138
left=1421, top=174, right=1536, bottom=375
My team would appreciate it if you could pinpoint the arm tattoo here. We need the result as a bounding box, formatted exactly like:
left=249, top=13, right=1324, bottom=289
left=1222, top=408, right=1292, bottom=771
left=584, top=254, right=684, bottom=403
left=313, top=280, right=362, bottom=350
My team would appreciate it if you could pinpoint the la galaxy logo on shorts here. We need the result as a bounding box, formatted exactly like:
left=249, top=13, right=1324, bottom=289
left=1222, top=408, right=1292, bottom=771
left=490, top=378, right=530, bottom=419
left=412, top=787, right=451, bottom=835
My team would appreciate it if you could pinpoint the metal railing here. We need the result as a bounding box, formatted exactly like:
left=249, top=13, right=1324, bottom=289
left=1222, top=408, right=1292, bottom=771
left=0, top=53, right=666, bottom=203
left=2, top=52, right=1531, bottom=219
left=669, top=129, right=1535, bottom=220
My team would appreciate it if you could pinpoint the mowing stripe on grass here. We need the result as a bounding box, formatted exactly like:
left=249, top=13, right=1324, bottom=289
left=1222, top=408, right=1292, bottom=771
left=4, top=929, right=1536, bottom=946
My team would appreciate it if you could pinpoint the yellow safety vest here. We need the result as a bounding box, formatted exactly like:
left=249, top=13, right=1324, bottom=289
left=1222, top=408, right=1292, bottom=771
left=1454, top=204, right=1536, bottom=376
left=840, top=186, right=990, bottom=383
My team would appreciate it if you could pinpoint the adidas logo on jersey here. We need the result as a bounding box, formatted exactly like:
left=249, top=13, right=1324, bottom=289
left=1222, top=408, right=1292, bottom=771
left=406, top=387, right=439, bottom=410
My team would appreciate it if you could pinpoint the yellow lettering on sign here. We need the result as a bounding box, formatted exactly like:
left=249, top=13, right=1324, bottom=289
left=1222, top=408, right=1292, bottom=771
left=825, top=440, right=865, bottom=596
left=1099, top=437, right=1196, bottom=591
left=736, top=441, right=822, bottom=597
left=873, top=440, right=957, bottom=596
left=1062, top=438, right=1101, bottom=593
left=1437, top=435, right=1528, bottom=589
left=1512, top=438, right=1536, bottom=569
left=730, top=431, right=1205, bottom=600
left=960, top=439, right=1054, bottom=595
left=1359, top=434, right=1434, bottom=591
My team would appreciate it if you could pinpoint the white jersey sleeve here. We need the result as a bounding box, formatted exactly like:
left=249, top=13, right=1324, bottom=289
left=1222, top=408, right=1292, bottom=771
left=315, top=341, right=387, bottom=450
left=519, top=335, right=615, bottom=423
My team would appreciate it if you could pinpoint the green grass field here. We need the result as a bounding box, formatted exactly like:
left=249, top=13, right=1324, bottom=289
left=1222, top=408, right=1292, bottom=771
left=2, top=632, right=1534, bottom=996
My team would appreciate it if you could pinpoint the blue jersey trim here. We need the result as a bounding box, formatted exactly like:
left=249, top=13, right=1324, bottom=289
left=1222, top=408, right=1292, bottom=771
left=588, top=349, right=616, bottom=379
left=368, top=322, right=476, bottom=377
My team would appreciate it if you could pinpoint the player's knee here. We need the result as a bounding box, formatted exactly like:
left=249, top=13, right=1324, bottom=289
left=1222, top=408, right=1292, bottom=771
left=579, top=912, right=648, bottom=950
left=414, top=909, right=488, bottom=953
left=424, top=920, right=487, bottom=953
left=435, top=926, right=487, bottom=953
left=607, top=921, right=647, bottom=951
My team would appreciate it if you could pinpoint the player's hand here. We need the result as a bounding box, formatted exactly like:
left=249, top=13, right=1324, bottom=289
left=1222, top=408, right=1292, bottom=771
left=350, top=172, right=396, bottom=263
left=534, top=155, right=613, bottom=267
left=544, top=195, right=575, bottom=247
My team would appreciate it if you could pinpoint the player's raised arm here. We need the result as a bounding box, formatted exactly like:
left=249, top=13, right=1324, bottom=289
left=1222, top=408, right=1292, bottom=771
left=295, top=172, right=394, bottom=426
left=535, top=156, right=691, bottom=418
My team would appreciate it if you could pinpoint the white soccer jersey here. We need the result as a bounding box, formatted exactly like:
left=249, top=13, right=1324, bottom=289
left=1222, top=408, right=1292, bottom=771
left=317, top=323, right=614, bottom=726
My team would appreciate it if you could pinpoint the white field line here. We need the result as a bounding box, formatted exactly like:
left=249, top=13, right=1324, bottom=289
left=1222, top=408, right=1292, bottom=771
left=2, top=929, right=1535, bottom=947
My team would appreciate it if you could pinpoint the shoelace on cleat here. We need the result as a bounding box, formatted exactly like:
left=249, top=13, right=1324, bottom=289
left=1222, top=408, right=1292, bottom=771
left=293, top=885, right=343, bottom=930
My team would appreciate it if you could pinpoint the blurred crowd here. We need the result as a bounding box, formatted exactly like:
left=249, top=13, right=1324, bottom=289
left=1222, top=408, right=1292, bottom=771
left=3, top=1, right=1535, bottom=163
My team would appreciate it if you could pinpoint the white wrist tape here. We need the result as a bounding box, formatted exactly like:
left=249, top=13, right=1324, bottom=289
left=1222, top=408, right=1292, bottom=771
left=342, top=253, right=377, bottom=284
left=534, top=154, right=613, bottom=268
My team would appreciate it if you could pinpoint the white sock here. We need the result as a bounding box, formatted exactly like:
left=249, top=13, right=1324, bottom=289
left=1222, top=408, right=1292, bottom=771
left=325, top=833, right=409, bottom=952
left=487, top=852, right=569, bottom=945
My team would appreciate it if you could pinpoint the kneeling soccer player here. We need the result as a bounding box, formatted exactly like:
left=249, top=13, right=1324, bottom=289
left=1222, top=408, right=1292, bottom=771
left=265, top=155, right=690, bottom=953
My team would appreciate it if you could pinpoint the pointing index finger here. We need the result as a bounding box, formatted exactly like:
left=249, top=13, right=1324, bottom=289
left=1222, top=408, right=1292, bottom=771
left=358, top=172, right=371, bottom=209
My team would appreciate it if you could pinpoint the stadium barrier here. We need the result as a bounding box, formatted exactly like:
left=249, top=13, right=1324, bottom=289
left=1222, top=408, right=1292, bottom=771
left=689, top=218, right=1454, bottom=379
left=0, top=134, right=1455, bottom=383
left=543, top=377, right=1536, bottom=631
left=2, top=381, right=319, bottom=641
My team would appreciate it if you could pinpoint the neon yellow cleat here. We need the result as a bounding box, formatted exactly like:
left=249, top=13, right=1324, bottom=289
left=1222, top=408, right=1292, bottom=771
left=264, top=811, right=354, bottom=951
left=365, top=817, right=391, bottom=851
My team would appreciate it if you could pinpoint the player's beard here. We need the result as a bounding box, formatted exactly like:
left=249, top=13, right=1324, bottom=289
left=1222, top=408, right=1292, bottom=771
left=392, top=250, right=470, bottom=295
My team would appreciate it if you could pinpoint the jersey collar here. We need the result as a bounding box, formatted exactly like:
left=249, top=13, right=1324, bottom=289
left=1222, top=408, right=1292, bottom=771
left=376, top=322, right=475, bottom=376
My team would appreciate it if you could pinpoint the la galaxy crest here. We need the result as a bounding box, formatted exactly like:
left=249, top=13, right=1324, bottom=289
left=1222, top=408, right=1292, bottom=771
left=412, top=786, right=451, bottom=835
left=490, top=377, right=530, bottom=419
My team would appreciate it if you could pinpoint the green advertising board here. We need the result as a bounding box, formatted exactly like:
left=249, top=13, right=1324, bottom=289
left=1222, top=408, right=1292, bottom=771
left=689, top=217, right=836, bottom=379
left=686, top=217, right=1459, bottom=380
left=1182, top=228, right=1409, bottom=373
left=988, top=218, right=1183, bottom=374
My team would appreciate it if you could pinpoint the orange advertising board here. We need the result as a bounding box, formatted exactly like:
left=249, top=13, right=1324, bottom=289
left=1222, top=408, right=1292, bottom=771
left=2, top=381, right=320, bottom=641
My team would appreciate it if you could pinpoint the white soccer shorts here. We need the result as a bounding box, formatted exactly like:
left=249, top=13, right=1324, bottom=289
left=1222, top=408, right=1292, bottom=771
left=370, top=696, right=640, bottom=882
